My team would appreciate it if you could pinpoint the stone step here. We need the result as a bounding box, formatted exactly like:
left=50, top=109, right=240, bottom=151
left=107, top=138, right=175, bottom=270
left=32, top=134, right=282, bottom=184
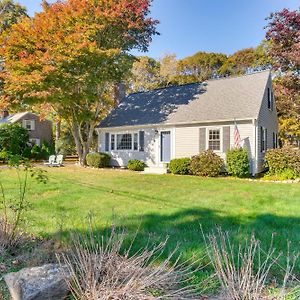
left=142, top=166, right=168, bottom=174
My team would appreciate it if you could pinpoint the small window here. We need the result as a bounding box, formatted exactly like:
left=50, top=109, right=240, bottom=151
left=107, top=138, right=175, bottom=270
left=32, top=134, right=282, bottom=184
left=23, top=120, right=35, bottom=131
left=261, top=127, right=267, bottom=152
left=111, top=134, right=115, bottom=150
left=117, top=133, right=132, bottom=150
left=208, top=129, right=220, bottom=151
left=267, top=88, right=272, bottom=110
left=133, top=133, right=138, bottom=150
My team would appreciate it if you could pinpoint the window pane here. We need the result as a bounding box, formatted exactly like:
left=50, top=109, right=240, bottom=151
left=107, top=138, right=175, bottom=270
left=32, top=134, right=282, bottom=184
left=133, top=133, right=138, bottom=150
left=208, top=129, right=220, bottom=151
left=117, top=134, right=132, bottom=150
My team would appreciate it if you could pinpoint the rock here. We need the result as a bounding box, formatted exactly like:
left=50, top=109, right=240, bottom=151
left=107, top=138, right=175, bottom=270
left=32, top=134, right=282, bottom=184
left=4, top=264, right=71, bottom=300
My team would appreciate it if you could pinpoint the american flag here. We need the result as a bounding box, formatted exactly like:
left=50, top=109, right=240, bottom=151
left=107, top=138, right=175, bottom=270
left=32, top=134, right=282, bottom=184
left=233, top=121, right=241, bottom=148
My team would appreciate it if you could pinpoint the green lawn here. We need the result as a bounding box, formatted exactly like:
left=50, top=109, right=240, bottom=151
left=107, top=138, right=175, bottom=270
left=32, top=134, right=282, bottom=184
left=1, top=166, right=300, bottom=276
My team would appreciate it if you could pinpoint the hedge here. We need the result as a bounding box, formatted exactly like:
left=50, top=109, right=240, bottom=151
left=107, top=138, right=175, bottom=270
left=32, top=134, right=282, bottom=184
left=169, top=158, right=191, bottom=175
left=127, top=159, right=146, bottom=171
left=226, top=148, right=250, bottom=178
left=86, top=152, right=111, bottom=168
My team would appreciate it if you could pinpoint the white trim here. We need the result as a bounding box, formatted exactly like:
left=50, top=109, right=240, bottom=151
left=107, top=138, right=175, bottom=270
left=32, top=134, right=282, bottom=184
left=96, top=118, right=254, bottom=132
left=107, top=130, right=140, bottom=152
left=205, top=126, right=223, bottom=153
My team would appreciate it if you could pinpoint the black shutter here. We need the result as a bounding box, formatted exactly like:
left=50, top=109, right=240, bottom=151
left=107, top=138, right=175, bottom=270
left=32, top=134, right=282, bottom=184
left=105, top=133, right=109, bottom=151
left=271, top=91, right=274, bottom=111
left=260, top=127, right=264, bottom=152
left=139, top=131, right=144, bottom=151
left=223, top=126, right=230, bottom=152
left=199, top=128, right=206, bottom=152
left=265, top=128, right=267, bottom=150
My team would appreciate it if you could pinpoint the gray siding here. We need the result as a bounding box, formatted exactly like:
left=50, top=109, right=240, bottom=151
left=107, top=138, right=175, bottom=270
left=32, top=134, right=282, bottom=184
left=18, top=113, right=53, bottom=144
left=256, top=75, right=279, bottom=173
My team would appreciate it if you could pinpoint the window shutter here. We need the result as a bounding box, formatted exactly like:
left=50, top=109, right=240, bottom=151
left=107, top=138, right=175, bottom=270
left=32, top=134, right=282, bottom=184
left=260, top=127, right=264, bottom=152
left=105, top=133, right=109, bottom=152
left=139, top=131, right=145, bottom=151
left=199, top=128, right=206, bottom=152
left=265, top=128, right=267, bottom=150
left=222, top=126, right=230, bottom=152
left=267, top=88, right=270, bottom=109
left=22, top=120, right=26, bottom=129
left=271, top=91, right=274, bottom=111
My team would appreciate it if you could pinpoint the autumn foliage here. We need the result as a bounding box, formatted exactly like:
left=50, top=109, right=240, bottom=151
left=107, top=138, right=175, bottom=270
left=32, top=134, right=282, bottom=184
left=0, top=0, right=158, bottom=164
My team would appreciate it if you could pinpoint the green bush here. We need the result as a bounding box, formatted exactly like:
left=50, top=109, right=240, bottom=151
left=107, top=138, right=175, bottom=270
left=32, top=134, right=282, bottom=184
left=0, top=123, right=29, bottom=155
left=226, top=148, right=250, bottom=178
left=265, top=147, right=300, bottom=179
left=0, top=150, right=8, bottom=162
left=127, top=159, right=146, bottom=171
left=169, top=158, right=191, bottom=175
left=31, top=144, right=42, bottom=160
left=189, top=150, right=224, bottom=177
left=86, top=152, right=111, bottom=168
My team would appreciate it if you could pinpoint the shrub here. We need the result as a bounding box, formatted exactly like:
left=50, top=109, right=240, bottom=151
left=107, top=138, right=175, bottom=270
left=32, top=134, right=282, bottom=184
left=189, top=150, right=224, bottom=177
left=265, top=147, right=300, bottom=179
left=86, top=152, right=110, bottom=168
left=31, top=144, right=42, bottom=160
left=169, top=158, right=191, bottom=175
left=226, top=148, right=250, bottom=178
left=0, top=123, right=29, bottom=155
left=0, top=150, right=8, bottom=162
left=127, top=159, right=146, bottom=171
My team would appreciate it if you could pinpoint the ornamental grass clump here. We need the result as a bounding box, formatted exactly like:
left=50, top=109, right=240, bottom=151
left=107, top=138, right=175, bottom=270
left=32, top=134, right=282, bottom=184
left=203, top=228, right=299, bottom=300
left=57, top=228, right=200, bottom=300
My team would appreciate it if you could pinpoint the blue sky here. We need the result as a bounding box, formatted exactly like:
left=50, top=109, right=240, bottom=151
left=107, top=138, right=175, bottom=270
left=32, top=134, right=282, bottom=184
left=19, top=0, right=299, bottom=59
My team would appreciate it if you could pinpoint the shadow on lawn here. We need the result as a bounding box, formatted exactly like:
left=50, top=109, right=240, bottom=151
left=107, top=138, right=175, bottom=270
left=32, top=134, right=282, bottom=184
left=54, top=207, right=300, bottom=275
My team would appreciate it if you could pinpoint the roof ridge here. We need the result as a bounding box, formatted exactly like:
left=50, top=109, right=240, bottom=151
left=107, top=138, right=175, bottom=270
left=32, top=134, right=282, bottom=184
left=128, top=70, right=271, bottom=97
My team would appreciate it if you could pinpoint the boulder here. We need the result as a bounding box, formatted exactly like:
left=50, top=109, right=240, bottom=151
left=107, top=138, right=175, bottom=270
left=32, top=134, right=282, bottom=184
left=4, top=264, right=71, bottom=300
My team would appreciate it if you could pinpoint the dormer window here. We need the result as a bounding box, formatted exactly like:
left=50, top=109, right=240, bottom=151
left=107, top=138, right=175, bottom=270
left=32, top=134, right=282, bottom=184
left=22, top=120, right=35, bottom=131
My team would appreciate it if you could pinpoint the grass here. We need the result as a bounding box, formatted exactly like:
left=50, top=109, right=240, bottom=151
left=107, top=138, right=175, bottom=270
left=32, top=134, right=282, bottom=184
left=1, top=165, right=300, bottom=293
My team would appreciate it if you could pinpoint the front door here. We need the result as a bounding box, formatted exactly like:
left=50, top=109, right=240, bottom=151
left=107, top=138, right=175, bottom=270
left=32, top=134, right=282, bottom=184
left=160, top=131, right=171, bottom=162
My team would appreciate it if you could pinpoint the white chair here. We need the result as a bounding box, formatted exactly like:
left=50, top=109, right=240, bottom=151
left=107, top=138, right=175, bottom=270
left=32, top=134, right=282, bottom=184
left=51, top=154, right=64, bottom=167
left=44, top=155, right=56, bottom=166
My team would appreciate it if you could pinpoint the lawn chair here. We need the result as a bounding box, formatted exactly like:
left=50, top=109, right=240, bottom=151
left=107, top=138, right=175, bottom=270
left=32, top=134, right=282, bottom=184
left=51, top=154, right=64, bottom=167
left=44, top=155, right=56, bottom=166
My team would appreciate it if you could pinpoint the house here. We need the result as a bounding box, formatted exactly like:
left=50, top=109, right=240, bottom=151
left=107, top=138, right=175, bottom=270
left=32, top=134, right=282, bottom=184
left=0, top=111, right=53, bottom=146
left=96, top=71, right=278, bottom=175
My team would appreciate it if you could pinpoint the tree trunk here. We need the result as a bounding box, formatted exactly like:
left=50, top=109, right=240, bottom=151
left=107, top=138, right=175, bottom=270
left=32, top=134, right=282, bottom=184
left=70, top=119, right=95, bottom=166
left=55, top=120, right=61, bottom=154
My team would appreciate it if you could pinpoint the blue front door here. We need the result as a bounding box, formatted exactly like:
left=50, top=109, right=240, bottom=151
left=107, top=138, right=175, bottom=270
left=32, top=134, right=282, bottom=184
left=161, top=131, right=171, bottom=162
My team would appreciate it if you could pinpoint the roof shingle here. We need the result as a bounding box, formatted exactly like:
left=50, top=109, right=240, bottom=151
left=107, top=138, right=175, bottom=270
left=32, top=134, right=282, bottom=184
left=98, top=71, right=270, bottom=128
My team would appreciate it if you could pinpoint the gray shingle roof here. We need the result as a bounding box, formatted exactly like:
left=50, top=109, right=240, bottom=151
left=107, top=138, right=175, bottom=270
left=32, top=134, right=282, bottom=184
left=0, top=112, right=28, bottom=124
left=98, top=71, right=270, bottom=128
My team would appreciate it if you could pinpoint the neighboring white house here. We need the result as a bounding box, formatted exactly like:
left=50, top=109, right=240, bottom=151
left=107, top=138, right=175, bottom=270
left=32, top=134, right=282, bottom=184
left=96, top=71, right=278, bottom=175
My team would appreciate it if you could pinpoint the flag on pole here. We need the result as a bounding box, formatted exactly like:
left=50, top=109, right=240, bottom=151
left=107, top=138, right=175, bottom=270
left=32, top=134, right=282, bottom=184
left=233, top=121, right=241, bottom=148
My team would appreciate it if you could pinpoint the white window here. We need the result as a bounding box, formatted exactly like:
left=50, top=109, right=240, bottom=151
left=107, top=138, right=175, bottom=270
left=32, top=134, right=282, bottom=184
left=29, top=138, right=40, bottom=146
left=208, top=129, right=221, bottom=151
left=117, top=133, right=132, bottom=150
left=261, top=127, right=267, bottom=152
left=22, top=119, right=35, bottom=131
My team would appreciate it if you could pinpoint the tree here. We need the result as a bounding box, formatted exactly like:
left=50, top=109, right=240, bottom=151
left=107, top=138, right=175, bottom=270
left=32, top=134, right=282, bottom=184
left=0, top=0, right=27, bottom=34
left=129, top=56, right=161, bottom=92
left=0, top=0, right=158, bottom=165
left=266, top=8, right=300, bottom=146
left=159, top=53, right=179, bottom=86
left=177, top=51, right=227, bottom=83
left=218, top=46, right=270, bottom=76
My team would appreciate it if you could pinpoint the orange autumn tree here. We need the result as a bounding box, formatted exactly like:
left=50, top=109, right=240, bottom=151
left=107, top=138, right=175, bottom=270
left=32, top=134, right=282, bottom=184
left=0, top=0, right=158, bottom=165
